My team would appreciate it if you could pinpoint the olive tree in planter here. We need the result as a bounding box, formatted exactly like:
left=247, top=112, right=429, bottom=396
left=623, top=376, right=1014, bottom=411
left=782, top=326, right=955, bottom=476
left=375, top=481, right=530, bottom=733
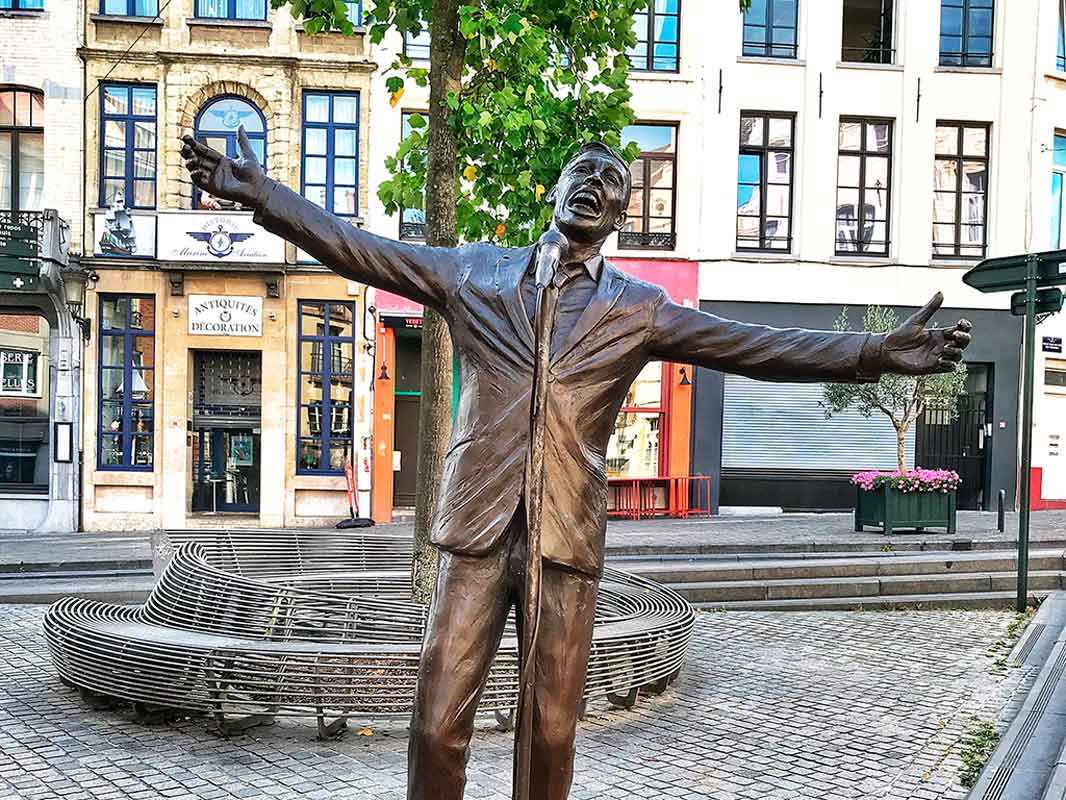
left=822, top=305, right=968, bottom=534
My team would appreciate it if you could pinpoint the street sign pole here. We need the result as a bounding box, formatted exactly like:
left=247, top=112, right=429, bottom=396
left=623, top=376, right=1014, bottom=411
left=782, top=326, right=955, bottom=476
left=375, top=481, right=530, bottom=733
left=1017, top=254, right=1038, bottom=612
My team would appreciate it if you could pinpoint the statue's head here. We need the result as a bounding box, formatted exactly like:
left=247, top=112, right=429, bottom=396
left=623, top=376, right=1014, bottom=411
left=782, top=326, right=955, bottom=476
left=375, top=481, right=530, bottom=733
left=548, top=142, right=631, bottom=245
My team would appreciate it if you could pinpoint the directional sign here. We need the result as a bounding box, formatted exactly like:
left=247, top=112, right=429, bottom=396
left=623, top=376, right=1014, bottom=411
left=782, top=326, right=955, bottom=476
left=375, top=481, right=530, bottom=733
left=0, top=271, right=41, bottom=291
left=1012, top=288, right=1064, bottom=316
left=964, top=248, right=1066, bottom=293
left=0, top=217, right=38, bottom=258
left=0, top=254, right=39, bottom=275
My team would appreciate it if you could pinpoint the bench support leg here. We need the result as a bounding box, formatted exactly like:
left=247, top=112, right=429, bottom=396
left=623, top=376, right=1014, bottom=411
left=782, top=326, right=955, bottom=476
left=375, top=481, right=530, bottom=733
left=494, top=708, right=515, bottom=732
left=606, top=687, right=639, bottom=710
left=316, top=707, right=348, bottom=740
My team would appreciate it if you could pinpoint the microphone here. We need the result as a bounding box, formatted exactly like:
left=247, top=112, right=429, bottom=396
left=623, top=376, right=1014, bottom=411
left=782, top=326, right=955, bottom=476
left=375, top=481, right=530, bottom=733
left=535, top=229, right=568, bottom=289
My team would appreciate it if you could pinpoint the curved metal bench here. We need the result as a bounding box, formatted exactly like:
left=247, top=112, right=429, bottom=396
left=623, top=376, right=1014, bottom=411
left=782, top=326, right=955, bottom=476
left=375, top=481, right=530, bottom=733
left=44, top=529, right=695, bottom=737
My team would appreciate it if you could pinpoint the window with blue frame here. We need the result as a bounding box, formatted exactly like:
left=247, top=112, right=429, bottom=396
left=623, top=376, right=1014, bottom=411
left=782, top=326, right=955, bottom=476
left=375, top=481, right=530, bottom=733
left=195, top=0, right=264, bottom=21
left=301, top=92, right=359, bottom=219
left=628, top=0, right=680, bottom=72
left=1052, top=134, right=1066, bottom=248
left=297, top=301, right=356, bottom=474
left=939, top=0, right=993, bottom=67
left=101, top=0, right=157, bottom=16
left=100, top=84, right=156, bottom=210
left=0, top=0, right=44, bottom=9
left=98, top=295, right=155, bottom=470
left=742, top=0, right=798, bottom=59
left=194, top=95, right=266, bottom=208
left=1058, top=0, right=1066, bottom=72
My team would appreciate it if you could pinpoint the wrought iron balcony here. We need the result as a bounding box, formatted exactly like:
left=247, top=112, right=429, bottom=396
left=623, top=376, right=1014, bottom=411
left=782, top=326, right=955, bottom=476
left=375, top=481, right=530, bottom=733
left=618, top=230, right=676, bottom=250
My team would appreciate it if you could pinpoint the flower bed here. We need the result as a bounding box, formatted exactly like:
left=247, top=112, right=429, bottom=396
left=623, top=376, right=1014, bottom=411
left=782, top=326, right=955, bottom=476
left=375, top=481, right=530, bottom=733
left=852, top=469, right=960, bottom=535
left=851, top=469, right=962, bottom=494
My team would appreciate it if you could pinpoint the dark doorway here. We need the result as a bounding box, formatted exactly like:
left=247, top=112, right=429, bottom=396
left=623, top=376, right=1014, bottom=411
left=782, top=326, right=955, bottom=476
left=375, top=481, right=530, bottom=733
left=190, top=350, right=262, bottom=513
left=392, top=332, right=422, bottom=508
left=916, top=363, right=992, bottom=510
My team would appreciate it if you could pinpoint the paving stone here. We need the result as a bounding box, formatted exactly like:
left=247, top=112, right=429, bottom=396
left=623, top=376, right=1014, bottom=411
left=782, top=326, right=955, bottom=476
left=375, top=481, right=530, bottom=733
left=0, top=604, right=1028, bottom=799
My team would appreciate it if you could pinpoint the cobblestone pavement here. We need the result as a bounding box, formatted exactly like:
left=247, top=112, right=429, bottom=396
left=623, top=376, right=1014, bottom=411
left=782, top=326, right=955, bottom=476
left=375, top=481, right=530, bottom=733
left=0, top=605, right=1032, bottom=800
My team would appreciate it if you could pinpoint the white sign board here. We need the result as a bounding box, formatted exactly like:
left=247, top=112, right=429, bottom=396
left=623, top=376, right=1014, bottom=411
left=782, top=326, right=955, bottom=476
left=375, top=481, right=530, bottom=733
left=157, top=211, right=284, bottom=263
left=188, top=295, right=263, bottom=337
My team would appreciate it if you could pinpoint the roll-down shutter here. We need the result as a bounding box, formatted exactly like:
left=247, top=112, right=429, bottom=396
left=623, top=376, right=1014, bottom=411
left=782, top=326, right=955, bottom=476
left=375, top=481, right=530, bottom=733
left=722, top=375, right=914, bottom=471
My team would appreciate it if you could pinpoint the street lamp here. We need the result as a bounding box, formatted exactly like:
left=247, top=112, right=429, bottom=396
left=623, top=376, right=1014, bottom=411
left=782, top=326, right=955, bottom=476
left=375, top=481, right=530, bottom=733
left=63, top=266, right=99, bottom=342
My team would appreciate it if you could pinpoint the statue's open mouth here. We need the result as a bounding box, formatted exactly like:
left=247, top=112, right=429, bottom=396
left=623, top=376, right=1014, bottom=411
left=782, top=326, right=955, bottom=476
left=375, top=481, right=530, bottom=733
left=568, top=190, right=602, bottom=217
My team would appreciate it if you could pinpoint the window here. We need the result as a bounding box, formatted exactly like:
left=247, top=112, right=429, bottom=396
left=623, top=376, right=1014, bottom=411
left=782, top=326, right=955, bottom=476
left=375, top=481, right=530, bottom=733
left=101, top=0, right=157, bottom=16
left=404, top=30, right=431, bottom=60
left=298, top=301, right=355, bottom=474
left=1052, top=134, right=1066, bottom=248
left=194, top=95, right=266, bottom=208
left=1047, top=368, right=1066, bottom=387
left=1, top=350, right=39, bottom=396
left=742, top=0, right=798, bottom=59
left=196, top=0, right=264, bottom=19
left=0, top=88, right=44, bottom=212
left=607, top=362, right=666, bottom=478
left=835, top=118, right=892, bottom=256
left=939, top=0, right=993, bottom=67
left=737, top=112, right=794, bottom=252
left=932, top=122, right=989, bottom=260
left=400, top=111, right=426, bottom=241
left=1058, top=0, right=1066, bottom=72
left=0, top=314, right=49, bottom=491
left=841, top=0, right=894, bottom=63
left=98, top=295, right=155, bottom=470
left=301, top=92, right=359, bottom=219
left=99, top=84, right=156, bottom=210
left=0, top=0, right=44, bottom=9
left=628, top=0, right=680, bottom=72
left=620, top=123, right=677, bottom=250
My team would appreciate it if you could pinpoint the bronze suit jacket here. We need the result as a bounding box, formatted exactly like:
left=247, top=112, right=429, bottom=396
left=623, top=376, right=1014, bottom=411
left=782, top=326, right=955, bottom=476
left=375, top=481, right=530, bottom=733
left=254, top=179, right=883, bottom=577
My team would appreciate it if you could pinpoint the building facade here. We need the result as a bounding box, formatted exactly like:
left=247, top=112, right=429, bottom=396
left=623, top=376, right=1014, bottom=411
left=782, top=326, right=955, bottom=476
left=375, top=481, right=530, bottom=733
left=77, top=0, right=378, bottom=530
left=0, top=0, right=84, bottom=532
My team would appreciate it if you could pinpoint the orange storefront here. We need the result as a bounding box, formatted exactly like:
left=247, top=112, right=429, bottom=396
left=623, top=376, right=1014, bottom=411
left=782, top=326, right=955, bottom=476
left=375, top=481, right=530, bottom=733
left=369, top=259, right=702, bottom=523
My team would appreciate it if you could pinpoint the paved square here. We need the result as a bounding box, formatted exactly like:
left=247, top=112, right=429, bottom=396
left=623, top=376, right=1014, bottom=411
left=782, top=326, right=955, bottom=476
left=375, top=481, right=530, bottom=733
left=0, top=605, right=1028, bottom=799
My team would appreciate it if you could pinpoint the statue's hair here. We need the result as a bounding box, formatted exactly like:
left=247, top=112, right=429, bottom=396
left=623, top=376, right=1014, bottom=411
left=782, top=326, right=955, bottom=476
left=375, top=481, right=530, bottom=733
left=564, top=141, right=632, bottom=197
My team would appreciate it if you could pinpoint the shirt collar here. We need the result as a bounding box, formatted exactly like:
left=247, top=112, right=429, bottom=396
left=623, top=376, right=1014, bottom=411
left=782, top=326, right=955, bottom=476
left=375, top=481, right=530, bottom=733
left=529, top=249, right=604, bottom=283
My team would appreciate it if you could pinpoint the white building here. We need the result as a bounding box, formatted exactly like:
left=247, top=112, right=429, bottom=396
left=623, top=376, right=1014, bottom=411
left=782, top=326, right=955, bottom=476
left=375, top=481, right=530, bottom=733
left=0, top=0, right=84, bottom=531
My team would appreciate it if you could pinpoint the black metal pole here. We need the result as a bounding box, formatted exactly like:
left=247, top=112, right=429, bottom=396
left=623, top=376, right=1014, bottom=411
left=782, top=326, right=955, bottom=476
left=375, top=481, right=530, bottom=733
left=998, top=488, right=1006, bottom=533
left=1017, top=253, right=1038, bottom=612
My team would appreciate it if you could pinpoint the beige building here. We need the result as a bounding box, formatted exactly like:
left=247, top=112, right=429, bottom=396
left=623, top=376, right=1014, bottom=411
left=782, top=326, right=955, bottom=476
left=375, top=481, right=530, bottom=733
left=79, top=0, right=378, bottom=530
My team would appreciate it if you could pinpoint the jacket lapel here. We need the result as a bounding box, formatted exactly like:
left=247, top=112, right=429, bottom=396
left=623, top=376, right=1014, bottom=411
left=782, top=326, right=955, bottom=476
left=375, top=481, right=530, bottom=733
left=496, top=245, right=536, bottom=355
left=552, top=262, right=626, bottom=364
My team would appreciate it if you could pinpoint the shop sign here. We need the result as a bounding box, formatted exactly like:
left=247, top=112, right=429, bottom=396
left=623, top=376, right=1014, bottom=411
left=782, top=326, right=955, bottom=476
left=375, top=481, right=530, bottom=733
left=158, top=211, right=284, bottom=263
left=93, top=205, right=157, bottom=259
left=188, top=295, right=263, bottom=337
left=382, top=315, right=424, bottom=331
left=1044, top=336, right=1063, bottom=354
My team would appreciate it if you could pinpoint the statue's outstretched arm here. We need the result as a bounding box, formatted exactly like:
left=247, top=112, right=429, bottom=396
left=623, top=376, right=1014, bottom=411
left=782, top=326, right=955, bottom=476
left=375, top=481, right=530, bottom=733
left=181, top=129, right=459, bottom=314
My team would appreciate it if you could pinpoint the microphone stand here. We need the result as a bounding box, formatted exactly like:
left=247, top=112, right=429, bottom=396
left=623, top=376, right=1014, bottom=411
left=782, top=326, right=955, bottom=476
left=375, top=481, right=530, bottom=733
left=514, top=234, right=564, bottom=800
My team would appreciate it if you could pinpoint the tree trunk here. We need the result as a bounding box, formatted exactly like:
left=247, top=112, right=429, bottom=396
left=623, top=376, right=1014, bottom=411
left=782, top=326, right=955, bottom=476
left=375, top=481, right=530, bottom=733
left=896, top=425, right=908, bottom=474
left=411, top=0, right=465, bottom=604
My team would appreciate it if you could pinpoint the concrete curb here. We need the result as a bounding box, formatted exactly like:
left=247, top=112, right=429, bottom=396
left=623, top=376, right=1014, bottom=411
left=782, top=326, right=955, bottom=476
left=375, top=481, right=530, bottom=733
left=969, top=592, right=1066, bottom=799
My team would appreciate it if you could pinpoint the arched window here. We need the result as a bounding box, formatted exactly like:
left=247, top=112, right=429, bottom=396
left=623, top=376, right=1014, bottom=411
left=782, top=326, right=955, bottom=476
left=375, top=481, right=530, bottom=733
left=0, top=88, right=44, bottom=212
left=193, top=95, right=266, bottom=208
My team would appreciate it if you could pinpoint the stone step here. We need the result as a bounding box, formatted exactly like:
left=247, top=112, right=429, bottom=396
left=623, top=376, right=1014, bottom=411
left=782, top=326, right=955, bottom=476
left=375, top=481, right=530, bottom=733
left=694, top=589, right=1055, bottom=612
left=0, top=574, right=156, bottom=605
left=623, top=549, right=1064, bottom=584
left=670, top=570, right=1063, bottom=604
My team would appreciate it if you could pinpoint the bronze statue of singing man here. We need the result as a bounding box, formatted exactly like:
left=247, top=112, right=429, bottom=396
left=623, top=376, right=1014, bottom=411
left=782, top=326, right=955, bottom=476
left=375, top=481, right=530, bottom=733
left=181, top=129, right=972, bottom=800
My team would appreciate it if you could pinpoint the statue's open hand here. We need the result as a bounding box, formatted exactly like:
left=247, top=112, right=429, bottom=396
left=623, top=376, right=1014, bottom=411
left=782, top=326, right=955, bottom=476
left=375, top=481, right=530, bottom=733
left=180, top=125, right=264, bottom=208
left=881, top=292, right=973, bottom=376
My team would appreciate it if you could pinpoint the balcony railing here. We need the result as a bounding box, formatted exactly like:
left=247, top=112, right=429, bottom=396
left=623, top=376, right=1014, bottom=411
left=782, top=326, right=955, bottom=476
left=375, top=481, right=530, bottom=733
left=618, top=230, right=676, bottom=250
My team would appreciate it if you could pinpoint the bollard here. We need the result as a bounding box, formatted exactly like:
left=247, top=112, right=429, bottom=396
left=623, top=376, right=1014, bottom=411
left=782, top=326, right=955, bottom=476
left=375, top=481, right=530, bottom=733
left=998, top=489, right=1006, bottom=533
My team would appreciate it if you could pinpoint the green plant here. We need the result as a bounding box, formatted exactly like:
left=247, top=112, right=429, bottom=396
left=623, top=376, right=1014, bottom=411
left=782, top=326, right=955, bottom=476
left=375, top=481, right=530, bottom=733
left=958, top=720, right=999, bottom=788
left=822, top=305, right=968, bottom=473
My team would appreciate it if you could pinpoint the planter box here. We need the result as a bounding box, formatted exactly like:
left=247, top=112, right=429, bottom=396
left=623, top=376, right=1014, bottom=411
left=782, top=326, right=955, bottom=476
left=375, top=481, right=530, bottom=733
left=854, top=485, right=957, bottom=535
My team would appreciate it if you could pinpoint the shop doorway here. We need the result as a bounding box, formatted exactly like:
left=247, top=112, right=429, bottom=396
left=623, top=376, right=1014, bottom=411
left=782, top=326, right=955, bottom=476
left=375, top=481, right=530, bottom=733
left=190, top=350, right=262, bottom=514
left=915, top=363, right=993, bottom=510
left=391, top=332, right=422, bottom=509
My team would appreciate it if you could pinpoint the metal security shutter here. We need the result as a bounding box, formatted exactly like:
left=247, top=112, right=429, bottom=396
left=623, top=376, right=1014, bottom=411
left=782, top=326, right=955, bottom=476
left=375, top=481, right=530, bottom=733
left=722, top=375, right=914, bottom=471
